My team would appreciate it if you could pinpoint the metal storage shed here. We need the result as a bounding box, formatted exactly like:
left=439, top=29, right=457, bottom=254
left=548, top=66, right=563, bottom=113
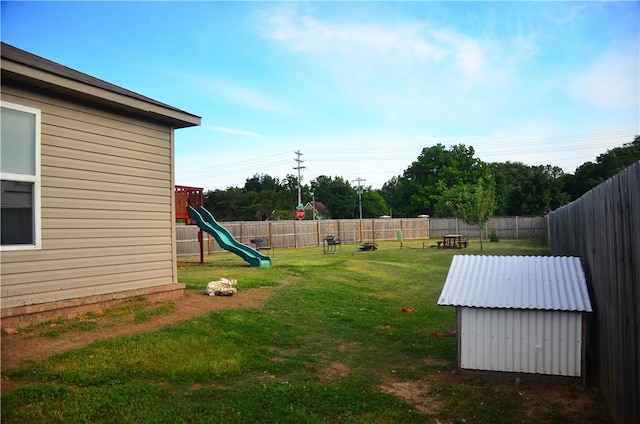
left=437, top=255, right=592, bottom=377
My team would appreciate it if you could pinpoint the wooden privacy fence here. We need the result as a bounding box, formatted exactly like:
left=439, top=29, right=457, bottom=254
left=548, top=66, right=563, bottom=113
left=177, top=215, right=545, bottom=257
left=176, top=217, right=428, bottom=256
left=547, top=161, right=639, bottom=424
left=428, top=216, right=545, bottom=239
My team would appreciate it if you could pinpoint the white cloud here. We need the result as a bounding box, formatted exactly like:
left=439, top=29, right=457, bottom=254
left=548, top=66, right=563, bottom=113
left=178, top=73, right=292, bottom=115
left=415, top=134, right=440, bottom=143
left=432, top=30, right=491, bottom=82
left=254, top=5, right=514, bottom=116
left=208, top=79, right=292, bottom=114
left=568, top=46, right=639, bottom=111
left=552, top=4, right=589, bottom=26
left=208, top=126, right=266, bottom=138
left=260, top=9, right=447, bottom=63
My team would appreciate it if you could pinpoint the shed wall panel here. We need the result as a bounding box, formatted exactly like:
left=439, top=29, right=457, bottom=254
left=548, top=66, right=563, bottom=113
left=460, top=307, right=583, bottom=376
left=1, top=85, right=177, bottom=310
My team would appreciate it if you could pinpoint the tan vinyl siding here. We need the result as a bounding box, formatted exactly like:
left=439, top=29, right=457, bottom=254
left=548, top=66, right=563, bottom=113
left=1, top=85, right=177, bottom=309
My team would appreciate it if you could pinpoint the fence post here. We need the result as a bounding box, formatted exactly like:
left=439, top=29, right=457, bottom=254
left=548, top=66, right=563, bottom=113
left=269, top=221, right=273, bottom=249
left=198, top=230, right=204, bottom=264
left=515, top=216, right=519, bottom=239
left=426, top=216, right=430, bottom=239
left=371, top=219, right=374, bottom=242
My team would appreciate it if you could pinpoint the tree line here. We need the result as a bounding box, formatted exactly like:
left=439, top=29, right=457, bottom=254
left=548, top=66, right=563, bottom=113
left=203, top=136, right=639, bottom=221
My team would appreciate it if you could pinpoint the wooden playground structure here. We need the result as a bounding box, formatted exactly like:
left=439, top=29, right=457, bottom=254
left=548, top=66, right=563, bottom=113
left=175, top=185, right=205, bottom=262
left=175, top=185, right=204, bottom=225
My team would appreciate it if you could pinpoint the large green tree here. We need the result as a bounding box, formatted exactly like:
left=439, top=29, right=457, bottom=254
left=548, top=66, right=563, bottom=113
left=383, top=144, right=491, bottom=217
left=561, top=136, right=640, bottom=200
left=204, top=173, right=298, bottom=220
left=490, top=162, right=569, bottom=215
left=310, top=176, right=357, bottom=219
left=361, top=189, right=389, bottom=218
left=204, top=187, right=250, bottom=221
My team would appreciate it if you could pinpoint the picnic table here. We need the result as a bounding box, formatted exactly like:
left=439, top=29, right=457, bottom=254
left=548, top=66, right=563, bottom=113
left=437, top=234, right=468, bottom=249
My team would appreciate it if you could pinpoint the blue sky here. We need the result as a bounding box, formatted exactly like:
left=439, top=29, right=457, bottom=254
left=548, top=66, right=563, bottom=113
left=2, top=1, right=638, bottom=190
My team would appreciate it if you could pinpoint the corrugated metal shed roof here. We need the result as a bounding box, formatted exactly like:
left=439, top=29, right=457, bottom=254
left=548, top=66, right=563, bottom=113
left=437, top=255, right=592, bottom=312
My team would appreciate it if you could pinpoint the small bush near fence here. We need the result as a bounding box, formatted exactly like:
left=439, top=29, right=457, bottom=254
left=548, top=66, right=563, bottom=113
left=177, top=216, right=545, bottom=257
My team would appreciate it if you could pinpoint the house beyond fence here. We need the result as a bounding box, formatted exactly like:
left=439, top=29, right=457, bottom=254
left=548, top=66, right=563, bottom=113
left=176, top=215, right=545, bottom=257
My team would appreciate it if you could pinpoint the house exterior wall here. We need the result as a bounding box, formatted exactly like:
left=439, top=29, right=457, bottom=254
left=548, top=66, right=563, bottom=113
left=459, top=307, right=584, bottom=376
left=1, top=83, right=178, bottom=311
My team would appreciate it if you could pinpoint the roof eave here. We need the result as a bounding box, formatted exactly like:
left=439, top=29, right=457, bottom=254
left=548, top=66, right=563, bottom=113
left=1, top=56, right=201, bottom=129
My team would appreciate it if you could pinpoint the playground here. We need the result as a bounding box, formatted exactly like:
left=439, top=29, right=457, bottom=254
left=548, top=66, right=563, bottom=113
left=176, top=185, right=272, bottom=267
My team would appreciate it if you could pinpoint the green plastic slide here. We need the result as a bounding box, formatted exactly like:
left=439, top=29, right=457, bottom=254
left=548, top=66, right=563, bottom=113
left=187, top=206, right=272, bottom=267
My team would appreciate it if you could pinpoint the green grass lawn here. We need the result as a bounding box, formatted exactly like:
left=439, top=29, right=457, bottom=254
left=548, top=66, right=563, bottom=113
left=1, top=239, right=611, bottom=423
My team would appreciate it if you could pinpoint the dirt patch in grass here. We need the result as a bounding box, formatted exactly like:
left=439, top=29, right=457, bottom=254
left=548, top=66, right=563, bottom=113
left=424, top=356, right=453, bottom=367
left=401, top=367, right=614, bottom=423
left=320, top=362, right=351, bottom=380
left=377, top=357, right=612, bottom=423
left=1, top=288, right=273, bottom=392
left=381, top=379, right=442, bottom=415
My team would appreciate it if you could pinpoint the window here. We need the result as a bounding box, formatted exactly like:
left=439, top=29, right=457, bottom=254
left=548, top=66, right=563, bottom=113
left=1, top=101, right=41, bottom=250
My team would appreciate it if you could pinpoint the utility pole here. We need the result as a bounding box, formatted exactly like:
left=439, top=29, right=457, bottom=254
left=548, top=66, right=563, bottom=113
left=312, top=192, right=316, bottom=220
left=293, top=150, right=305, bottom=207
left=352, top=177, right=366, bottom=220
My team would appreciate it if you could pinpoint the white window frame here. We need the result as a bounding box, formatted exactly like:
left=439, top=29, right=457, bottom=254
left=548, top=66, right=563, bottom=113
left=1, top=101, right=42, bottom=251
